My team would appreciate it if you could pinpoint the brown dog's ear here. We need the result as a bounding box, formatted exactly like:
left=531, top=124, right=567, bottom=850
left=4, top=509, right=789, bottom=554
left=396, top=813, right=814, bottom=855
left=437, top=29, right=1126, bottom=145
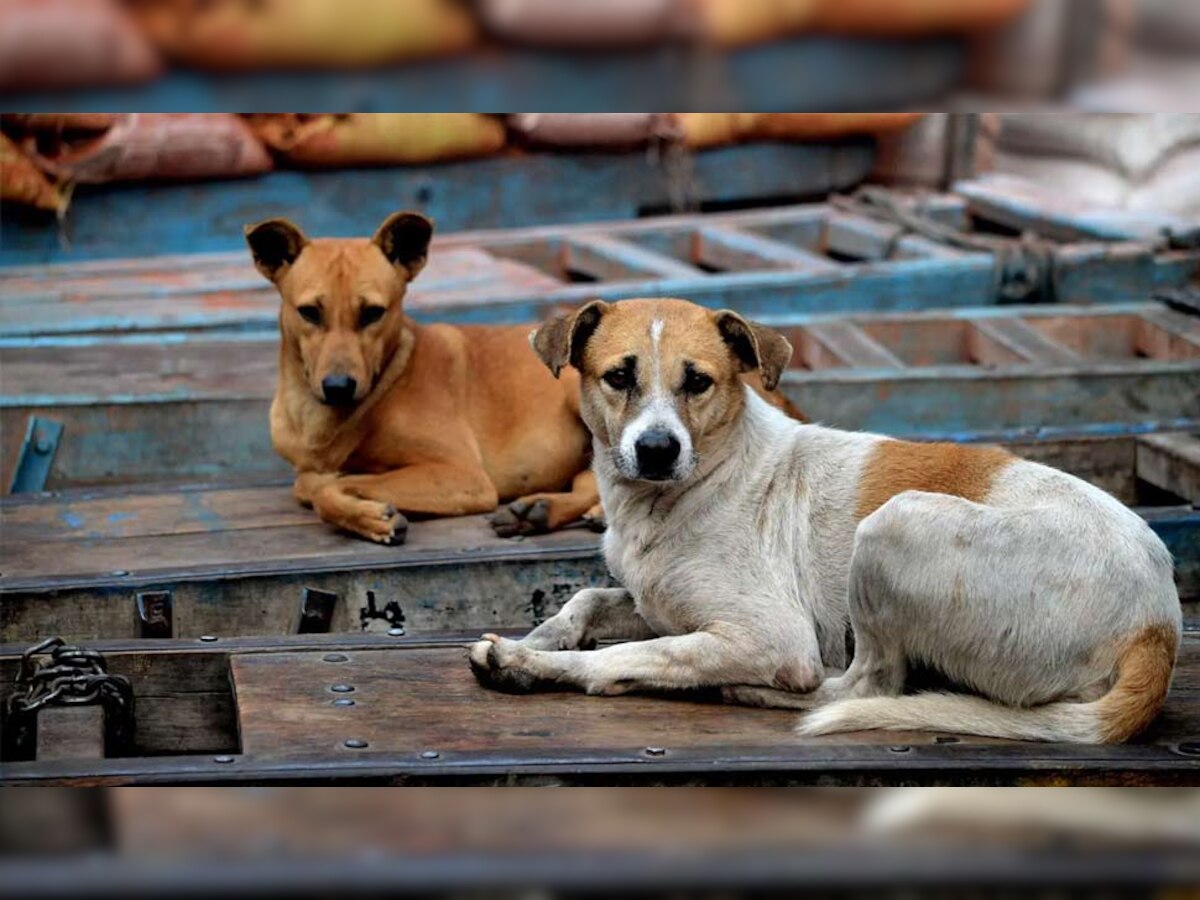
left=244, top=218, right=308, bottom=282
left=714, top=310, right=793, bottom=391
left=373, top=211, right=433, bottom=280
left=531, top=300, right=608, bottom=378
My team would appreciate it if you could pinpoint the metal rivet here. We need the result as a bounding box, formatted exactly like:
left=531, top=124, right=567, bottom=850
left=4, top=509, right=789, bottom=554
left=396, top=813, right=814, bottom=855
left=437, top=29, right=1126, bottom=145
left=199, top=635, right=218, bottom=643
left=344, top=739, right=368, bottom=749
left=213, top=755, right=235, bottom=764
left=934, top=736, right=959, bottom=744
left=330, top=684, right=355, bottom=693
left=323, top=653, right=349, bottom=662
left=1175, top=741, right=1200, bottom=757
left=110, top=569, right=129, bottom=577
left=332, top=698, right=356, bottom=707
left=34, top=439, right=52, bottom=454
left=888, top=745, right=911, bottom=753
left=387, top=627, right=405, bottom=637
left=644, top=746, right=666, bottom=756
left=420, top=750, right=439, bottom=760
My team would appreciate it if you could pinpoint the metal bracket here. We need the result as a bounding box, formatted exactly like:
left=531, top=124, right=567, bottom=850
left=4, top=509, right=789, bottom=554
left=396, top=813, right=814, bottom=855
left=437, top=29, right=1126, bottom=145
left=298, top=588, right=338, bottom=634
left=136, top=591, right=174, bottom=639
left=9, top=416, right=64, bottom=494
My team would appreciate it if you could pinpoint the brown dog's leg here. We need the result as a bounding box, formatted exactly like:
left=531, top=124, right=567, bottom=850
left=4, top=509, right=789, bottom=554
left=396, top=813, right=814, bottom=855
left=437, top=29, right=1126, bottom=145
left=491, top=469, right=602, bottom=537
left=313, top=463, right=499, bottom=544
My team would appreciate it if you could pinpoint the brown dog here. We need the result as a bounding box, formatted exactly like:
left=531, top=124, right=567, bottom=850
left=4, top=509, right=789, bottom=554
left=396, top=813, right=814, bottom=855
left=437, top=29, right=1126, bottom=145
left=246, top=211, right=599, bottom=544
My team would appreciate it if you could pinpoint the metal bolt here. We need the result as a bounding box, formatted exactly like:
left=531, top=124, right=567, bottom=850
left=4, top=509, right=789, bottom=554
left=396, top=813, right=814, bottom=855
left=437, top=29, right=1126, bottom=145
left=330, top=683, right=355, bottom=693
left=344, top=739, right=368, bottom=749
left=888, top=745, right=911, bottom=753
left=199, top=635, right=218, bottom=643
left=110, top=569, right=129, bottom=577
left=213, top=755, right=235, bottom=764
left=332, top=698, right=356, bottom=707
left=420, top=750, right=440, bottom=760
left=387, top=626, right=405, bottom=637
left=1176, top=741, right=1200, bottom=757
left=934, top=736, right=959, bottom=744
left=34, top=439, right=52, bottom=454
left=323, top=653, right=349, bottom=663
left=644, top=746, right=666, bottom=756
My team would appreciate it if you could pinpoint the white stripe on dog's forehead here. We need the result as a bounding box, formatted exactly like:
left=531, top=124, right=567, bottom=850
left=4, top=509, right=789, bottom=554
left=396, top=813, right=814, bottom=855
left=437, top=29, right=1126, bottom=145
left=650, top=318, right=664, bottom=345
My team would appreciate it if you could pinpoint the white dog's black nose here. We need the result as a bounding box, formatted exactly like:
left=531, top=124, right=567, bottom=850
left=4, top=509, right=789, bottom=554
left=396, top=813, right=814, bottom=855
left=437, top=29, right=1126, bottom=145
left=321, top=374, right=357, bottom=406
left=635, top=428, right=681, bottom=480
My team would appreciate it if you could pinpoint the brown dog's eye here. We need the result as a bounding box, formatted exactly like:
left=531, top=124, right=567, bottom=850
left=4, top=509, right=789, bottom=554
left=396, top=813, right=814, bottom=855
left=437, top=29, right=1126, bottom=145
left=359, top=305, right=386, bottom=329
left=296, top=305, right=322, bottom=326
left=602, top=368, right=632, bottom=391
left=682, top=369, right=713, bottom=395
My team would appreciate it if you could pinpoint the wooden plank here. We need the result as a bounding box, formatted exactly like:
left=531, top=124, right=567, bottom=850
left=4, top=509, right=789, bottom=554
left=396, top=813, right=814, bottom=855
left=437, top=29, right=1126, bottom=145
left=799, top=322, right=905, bottom=369
left=970, top=318, right=1083, bottom=365
left=823, top=212, right=967, bottom=261
left=36, top=707, right=106, bottom=761
left=692, top=227, right=840, bottom=274
left=561, top=234, right=703, bottom=281
left=1137, top=433, right=1200, bottom=504
left=0, top=143, right=878, bottom=267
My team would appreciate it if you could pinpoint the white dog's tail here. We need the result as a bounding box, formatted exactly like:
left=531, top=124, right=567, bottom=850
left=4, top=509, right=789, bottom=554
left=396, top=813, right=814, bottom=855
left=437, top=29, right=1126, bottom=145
left=797, top=626, right=1177, bottom=744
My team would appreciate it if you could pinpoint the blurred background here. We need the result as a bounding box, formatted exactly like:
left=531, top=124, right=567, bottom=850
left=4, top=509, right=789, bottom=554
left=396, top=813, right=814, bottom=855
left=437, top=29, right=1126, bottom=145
left=0, top=0, right=1198, bottom=113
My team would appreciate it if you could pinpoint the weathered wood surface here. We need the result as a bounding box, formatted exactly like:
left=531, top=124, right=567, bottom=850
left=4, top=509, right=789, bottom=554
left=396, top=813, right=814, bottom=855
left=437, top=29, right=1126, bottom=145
left=1, top=142, right=879, bottom=267
left=5, top=196, right=1197, bottom=339
left=2, top=429, right=1197, bottom=644
left=5, top=303, right=1197, bottom=490
left=1, top=631, right=1196, bottom=785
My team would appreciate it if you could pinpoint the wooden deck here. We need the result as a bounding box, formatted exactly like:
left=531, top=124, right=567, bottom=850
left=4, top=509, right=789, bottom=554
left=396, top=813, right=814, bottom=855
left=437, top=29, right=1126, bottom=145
left=2, top=429, right=1197, bottom=644
left=2, top=630, right=1197, bottom=785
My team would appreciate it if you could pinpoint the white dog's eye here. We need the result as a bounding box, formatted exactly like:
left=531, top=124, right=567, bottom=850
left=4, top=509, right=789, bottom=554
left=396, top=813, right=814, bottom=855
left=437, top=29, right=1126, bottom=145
left=682, top=369, right=713, bottom=395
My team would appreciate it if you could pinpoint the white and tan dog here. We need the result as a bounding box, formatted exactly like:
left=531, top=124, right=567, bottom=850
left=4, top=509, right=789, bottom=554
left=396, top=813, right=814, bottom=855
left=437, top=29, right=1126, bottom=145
left=469, top=298, right=1182, bottom=743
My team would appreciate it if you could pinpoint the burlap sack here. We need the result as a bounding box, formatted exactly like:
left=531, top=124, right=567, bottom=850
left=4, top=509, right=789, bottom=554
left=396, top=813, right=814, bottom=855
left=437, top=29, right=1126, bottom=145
left=996, top=113, right=1200, bottom=181
left=2, top=114, right=119, bottom=133
left=508, top=114, right=679, bottom=149
left=248, top=114, right=506, bottom=167
left=478, top=0, right=683, bottom=46
left=0, top=0, right=160, bottom=90
left=31, top=114, right=272, bottom=185
left=128, top=0, right=476, bottom=70
left=811, top=0, right=1031, bottom=35
left=678, top=113, right=923, bottom=149
left=1, top=133, right=64, bottom=212
left=691, top=0, right=820, bottom=47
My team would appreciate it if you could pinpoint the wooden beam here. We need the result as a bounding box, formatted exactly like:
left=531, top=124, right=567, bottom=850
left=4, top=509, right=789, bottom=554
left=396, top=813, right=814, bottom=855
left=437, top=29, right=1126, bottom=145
left=692, top=226, right=839, bottom=274
left=1137, top=433, right=1200, bottom=503
left=824, top=212, right=963, bottom=261
left=970, top=318, right=1083, bottom=365
left=800, top=322, right=905, bottom=369
left=561, top=234, right=703, bottom=281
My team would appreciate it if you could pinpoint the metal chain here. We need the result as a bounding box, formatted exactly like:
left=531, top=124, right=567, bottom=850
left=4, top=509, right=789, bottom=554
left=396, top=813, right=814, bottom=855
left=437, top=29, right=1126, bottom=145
left=2, top=636, right=135, bottom=758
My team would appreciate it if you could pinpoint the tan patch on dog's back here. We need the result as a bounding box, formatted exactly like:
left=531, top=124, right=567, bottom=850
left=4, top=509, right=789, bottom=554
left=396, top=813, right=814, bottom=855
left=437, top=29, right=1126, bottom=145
left=855, top=440, right=1015, bottom=519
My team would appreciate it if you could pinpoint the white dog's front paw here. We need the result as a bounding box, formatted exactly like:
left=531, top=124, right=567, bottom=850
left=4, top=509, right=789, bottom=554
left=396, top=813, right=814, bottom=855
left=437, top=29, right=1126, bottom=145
left=467, top=634, right=542, bottom=693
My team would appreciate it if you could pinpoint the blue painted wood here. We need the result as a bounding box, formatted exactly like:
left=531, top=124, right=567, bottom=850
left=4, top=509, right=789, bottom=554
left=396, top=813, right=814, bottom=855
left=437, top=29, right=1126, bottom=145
left=0, top=143, right=876, bottom=266
left=8, top=416, right=64, bottom=494
left=0, top=37, right=964, bottom=114
left=4, top=303, right=1197, bottom=490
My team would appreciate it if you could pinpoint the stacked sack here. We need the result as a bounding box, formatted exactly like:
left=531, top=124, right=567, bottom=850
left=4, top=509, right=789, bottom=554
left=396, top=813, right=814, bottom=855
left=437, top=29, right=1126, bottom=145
left=983, top=114, right=1200, bottom=216
left=0, top=0, right=1036, bottom=90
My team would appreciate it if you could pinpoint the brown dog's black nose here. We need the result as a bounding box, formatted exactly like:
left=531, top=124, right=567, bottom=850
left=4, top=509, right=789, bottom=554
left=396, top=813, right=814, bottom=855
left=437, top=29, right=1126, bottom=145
left=635, top=428, right=681, bottom=480
left=321, top=374, right=358, bottom=406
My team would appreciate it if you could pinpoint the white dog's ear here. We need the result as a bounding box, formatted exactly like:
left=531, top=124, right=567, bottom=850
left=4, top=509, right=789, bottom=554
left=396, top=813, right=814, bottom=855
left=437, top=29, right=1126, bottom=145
left=714, top=309, right=793, bottom=391
left=244, top=218, right=309, bottom=283
left=531, top=299, right=608, bottom=378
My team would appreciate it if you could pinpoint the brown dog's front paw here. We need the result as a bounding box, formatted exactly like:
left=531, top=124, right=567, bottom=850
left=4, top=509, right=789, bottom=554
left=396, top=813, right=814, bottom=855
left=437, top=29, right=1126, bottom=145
left=468, top=634, right=541, bottom=693
left=351, top=502, right=408, bottom=546
left=489, top=498, right=551, bottom=538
